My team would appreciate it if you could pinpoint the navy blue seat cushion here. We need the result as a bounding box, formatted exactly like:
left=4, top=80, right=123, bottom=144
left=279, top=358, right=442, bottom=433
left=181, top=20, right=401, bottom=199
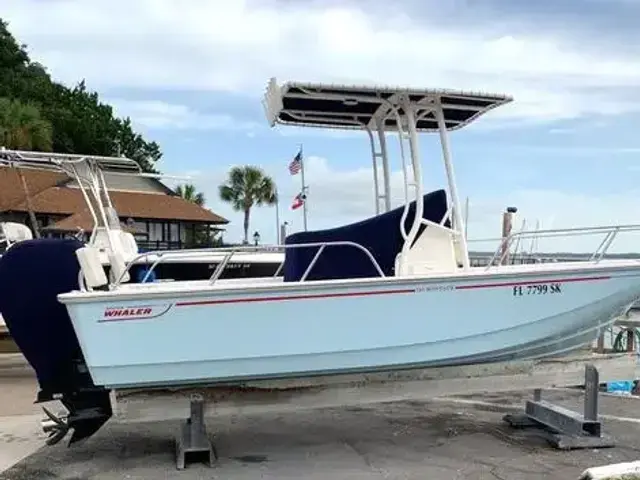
left=283, top=189, right=449, bottom=282
left=0, top=238, right=85, bottom=392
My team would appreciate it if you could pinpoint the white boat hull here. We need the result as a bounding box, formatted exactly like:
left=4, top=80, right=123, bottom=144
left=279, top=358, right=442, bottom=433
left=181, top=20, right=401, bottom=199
left=59, top=261, right=640, bottom=389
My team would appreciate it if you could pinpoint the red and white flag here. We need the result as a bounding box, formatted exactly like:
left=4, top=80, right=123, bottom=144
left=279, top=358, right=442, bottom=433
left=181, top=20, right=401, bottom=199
left=291, top=192, right=304, bottom=210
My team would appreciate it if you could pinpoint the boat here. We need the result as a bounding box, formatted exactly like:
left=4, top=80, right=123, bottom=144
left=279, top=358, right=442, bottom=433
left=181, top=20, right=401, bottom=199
left=0, top=221, right=33, bottom=251
left=2, top=77, right=640, bottom=445
left=0, top=148, right=284, bottom=282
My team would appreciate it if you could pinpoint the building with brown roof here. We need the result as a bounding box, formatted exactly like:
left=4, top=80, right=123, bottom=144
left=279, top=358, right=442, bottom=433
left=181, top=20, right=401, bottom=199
left=0, top=165, right=228, bottom=250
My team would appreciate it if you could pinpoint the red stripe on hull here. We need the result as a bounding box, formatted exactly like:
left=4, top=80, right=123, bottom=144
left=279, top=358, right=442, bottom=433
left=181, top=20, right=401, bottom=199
left=174, top=275, right=611, bottom=307
left=175, top=288, right=414, bottom=307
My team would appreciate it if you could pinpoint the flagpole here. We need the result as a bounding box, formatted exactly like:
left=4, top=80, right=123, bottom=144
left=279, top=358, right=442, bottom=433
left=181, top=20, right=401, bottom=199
left=299, top=143, right=308, bottom=231
left=275, top=186, right=281, bottom=244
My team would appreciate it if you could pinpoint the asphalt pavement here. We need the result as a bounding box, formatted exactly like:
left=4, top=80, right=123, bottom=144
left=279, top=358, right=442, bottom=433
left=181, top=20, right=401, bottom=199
left=2, top=355, right=640, bottom=479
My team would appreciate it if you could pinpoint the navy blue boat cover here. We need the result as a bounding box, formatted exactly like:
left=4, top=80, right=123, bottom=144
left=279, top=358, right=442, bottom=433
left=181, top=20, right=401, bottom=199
left=0, top=238, right=85, bottom=393
left=283, top=189, right=449, bottom=282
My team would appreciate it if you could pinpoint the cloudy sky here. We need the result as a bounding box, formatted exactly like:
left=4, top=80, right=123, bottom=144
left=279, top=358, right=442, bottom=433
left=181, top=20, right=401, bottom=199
left=4, top=0, right=640, bottom=252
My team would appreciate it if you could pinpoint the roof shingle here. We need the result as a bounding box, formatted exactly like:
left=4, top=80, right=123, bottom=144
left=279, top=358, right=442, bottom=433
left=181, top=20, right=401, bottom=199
left=0, top=167, right=68, bottom=211
left=0, top=166, right=228, bottom=224
left=42, top=211, right=147, bottom=234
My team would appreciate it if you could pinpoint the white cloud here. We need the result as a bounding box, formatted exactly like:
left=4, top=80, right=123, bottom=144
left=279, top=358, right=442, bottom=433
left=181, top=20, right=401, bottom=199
left=107, top=99, right=260, bottom=132
left=168, top=155, right=640, bottom=254
left=4, top=1, right=640, bottom=125
left=107, top=98, right=369, bottom=137
left=5, top=1, right=640, bottom=254
left=464, top=189, right=640, bottom=254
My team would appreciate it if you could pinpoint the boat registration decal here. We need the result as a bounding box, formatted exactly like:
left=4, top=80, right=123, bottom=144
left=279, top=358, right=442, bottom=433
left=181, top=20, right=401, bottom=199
left=455, top=275, right=610, bottom=293
left=512, top=283, right=562, bottom=296
left=99, top=304, right=173, bottom=323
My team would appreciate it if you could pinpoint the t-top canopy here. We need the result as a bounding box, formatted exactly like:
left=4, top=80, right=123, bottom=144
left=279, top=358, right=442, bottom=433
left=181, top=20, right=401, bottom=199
left=0, top=148, right=142, bottom=173
left=263, top=77, right=513, bottom=132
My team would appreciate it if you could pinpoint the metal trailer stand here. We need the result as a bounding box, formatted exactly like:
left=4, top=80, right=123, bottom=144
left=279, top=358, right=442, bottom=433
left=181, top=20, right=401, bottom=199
left=503, top=364, right=614, bottom=450
left=110, top=353, right=637, bottom=469
left=175, top=394, right=217, bottom=470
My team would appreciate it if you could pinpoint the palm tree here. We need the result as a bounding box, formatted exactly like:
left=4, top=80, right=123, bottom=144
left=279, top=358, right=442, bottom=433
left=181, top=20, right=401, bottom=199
left=0, top=97, right=53, bottom=151
left=175, top=183, right=205, bottom=206
left=174, top=183, right=208, bottom=245
left=218, top=165, right=277, bottom=244
left=0, top=97, right=53, bottom=238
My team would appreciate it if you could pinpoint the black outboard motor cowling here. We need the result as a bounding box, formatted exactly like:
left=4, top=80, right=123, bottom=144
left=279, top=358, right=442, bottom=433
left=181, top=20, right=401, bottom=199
left=0, top=238, right=112, bottom=444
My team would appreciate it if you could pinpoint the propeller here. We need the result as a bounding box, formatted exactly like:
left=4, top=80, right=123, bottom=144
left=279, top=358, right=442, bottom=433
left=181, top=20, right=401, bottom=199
left=41, top=406, right=69, bottom=446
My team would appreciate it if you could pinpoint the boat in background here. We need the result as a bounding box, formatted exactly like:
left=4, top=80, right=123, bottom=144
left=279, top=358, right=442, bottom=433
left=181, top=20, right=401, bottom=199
left=0, top=221, right=33, bottom=253
left=0, top=148, right=284, bottom=282
left=2, top=77, right=640, bottom=446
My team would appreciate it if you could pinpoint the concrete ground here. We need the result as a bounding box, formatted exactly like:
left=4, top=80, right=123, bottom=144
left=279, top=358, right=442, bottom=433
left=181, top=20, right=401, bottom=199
left=0, top=363, right=48, bottom=476
left=3, top=361, right=640, bottom=479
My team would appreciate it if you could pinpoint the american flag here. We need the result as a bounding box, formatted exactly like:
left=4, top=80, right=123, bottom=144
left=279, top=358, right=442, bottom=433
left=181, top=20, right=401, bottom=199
left=288, top=150, right=302, bottom=175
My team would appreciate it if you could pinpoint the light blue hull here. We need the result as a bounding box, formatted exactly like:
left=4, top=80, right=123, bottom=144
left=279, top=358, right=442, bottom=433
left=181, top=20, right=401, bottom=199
left=60, top=265, right=640, bottom=389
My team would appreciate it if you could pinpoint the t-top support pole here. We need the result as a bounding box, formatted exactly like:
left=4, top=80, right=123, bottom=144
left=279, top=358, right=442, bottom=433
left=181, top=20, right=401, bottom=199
left=396, top=99, right=424, bottom=275
left=365, top=128, right=382, bottom=216
left=435, top=105, right=471, bottom=270
left=375, top=117, right=392, bottom=213
left=366, top=117, right=393, bottom=215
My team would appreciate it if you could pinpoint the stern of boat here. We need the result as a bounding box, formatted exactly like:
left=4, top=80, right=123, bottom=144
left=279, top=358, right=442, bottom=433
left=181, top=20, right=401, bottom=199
left=0, top=238, right=113, bottom=445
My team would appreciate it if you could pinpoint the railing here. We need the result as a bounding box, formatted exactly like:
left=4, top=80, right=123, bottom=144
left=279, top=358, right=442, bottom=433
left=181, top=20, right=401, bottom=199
left=482, top=224, right=640, bottom=270
left=136, top=240, right=227, bottom=251
left=112, top=241, right=385, bottom=288
left=96, top=223, right=640, bottom=289
left=468, top=254, right=583, bottom=268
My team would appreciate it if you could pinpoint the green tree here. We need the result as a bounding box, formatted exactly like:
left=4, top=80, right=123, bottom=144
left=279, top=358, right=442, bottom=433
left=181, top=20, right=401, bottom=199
left=0, top=97, right=52, bottom=150
left=218, top=165, right=277, bottom=244
left=0, top=18, right=162, bottom=173
left=174, top=183, right=213, bottom=246
left=175, top=183, right=205, bottom=206
left=0, top=97, right=53, bottom=238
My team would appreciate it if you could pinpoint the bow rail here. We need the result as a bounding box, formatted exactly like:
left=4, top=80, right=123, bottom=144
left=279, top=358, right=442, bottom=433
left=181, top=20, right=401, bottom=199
left=484, top=224, right=640, bottom=269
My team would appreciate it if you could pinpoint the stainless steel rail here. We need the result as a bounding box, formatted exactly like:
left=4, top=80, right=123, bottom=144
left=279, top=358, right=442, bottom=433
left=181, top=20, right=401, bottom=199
left=112, top=241, right=385, bottom=287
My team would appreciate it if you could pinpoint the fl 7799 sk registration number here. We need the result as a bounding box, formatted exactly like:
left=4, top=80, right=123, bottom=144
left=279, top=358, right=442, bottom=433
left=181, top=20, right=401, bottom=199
left=512, top=283, right=562, bottom=296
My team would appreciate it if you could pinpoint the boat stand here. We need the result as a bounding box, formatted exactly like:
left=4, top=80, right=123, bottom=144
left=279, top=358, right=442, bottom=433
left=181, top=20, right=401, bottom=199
left=503, top=364, right=614, bottom=449
left=175, top=394, right=217, bottom=470
left=110, top=353, right=636, bottom=468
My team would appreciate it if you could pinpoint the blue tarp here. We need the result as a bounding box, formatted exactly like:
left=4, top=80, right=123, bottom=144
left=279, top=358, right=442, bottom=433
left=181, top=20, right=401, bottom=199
left=0, top=238, right=84, bottom=392
left=283, top=189, right=449, bottom=282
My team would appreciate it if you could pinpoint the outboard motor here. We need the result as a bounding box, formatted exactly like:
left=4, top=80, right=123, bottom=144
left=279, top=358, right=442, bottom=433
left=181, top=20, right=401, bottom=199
left=0, top=238, right=112, bottom=445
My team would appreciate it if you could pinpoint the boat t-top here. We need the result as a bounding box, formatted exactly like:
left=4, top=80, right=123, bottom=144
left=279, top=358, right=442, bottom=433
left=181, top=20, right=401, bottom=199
left=2, top=77, right=640, bottom=446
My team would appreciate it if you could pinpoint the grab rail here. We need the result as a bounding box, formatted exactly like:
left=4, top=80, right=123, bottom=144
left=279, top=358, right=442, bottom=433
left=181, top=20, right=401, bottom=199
left=111, top=241, right=385, bottom=288
left=484, top=223, right=640, bottom=270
